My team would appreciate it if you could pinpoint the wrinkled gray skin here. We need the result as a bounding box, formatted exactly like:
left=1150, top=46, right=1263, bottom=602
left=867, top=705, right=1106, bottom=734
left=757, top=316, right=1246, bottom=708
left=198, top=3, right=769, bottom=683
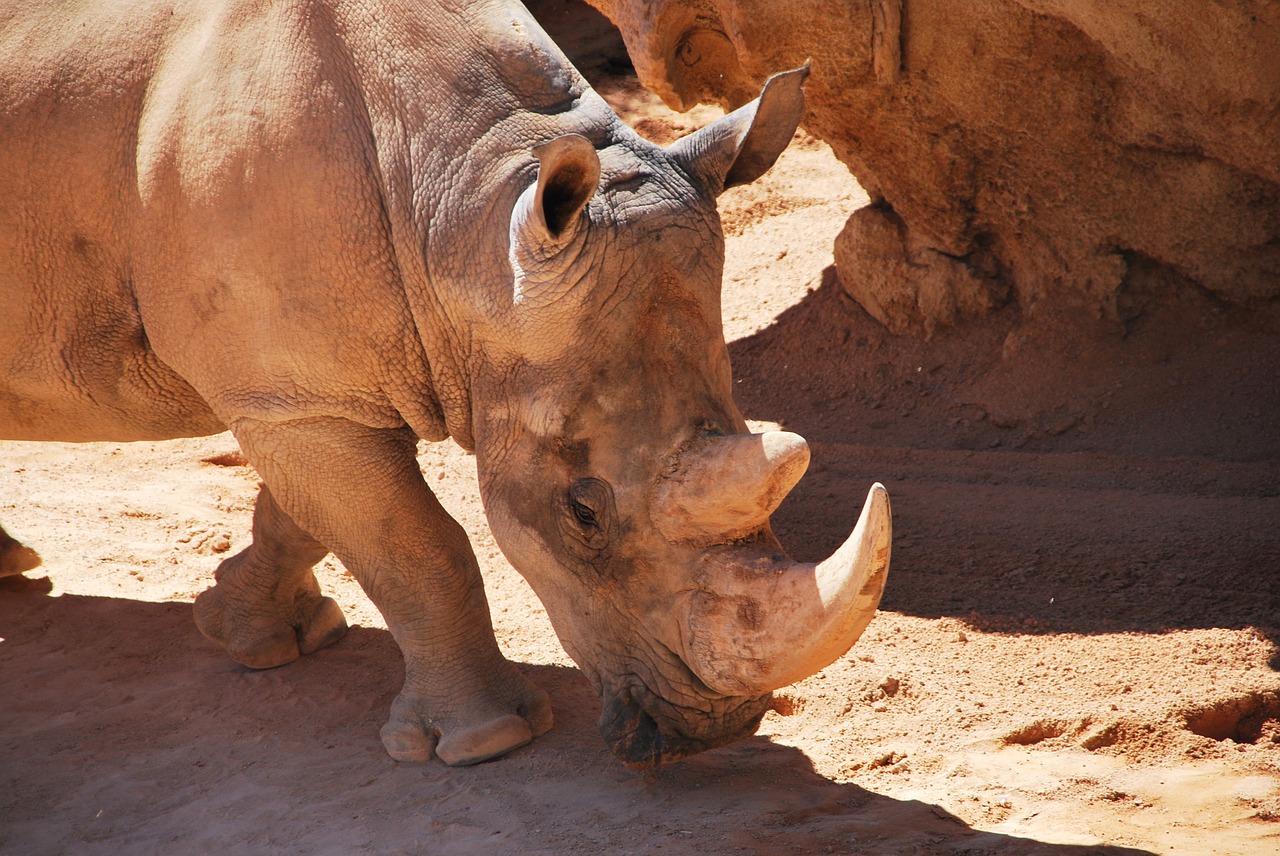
left=0, top=0, right=859, bottom=768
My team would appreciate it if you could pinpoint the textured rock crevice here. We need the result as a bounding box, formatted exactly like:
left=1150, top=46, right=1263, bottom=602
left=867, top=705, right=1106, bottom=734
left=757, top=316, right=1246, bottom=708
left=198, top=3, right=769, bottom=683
left=586, top=0, right=1280, bottom=335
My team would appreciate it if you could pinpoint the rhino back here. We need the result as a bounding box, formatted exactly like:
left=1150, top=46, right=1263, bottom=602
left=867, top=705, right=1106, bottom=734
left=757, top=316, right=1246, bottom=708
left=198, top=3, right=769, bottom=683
left=0, top=0, right=224, bottom=440
left=0, top=0, right=617, bottom=444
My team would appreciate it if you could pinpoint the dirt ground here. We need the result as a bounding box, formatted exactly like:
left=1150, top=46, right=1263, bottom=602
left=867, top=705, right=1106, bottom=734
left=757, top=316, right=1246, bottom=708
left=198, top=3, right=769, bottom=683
left=2, top=3, right=1278, bottom=854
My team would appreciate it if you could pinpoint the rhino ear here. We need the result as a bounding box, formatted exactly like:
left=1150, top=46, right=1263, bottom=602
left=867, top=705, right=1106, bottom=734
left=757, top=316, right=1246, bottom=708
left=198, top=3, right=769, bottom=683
left=531, top=134, right=601, bottom=238
left=668, top=65, right=809, bottom=196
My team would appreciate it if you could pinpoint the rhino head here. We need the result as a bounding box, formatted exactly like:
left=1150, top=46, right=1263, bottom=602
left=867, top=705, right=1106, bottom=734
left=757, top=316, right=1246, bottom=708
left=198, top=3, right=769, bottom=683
left=470, top=68, right=891, bottom=769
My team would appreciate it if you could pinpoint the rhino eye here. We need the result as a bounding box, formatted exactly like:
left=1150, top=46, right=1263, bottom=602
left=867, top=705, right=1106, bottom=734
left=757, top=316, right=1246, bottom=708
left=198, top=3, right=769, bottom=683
left=567, top=479, right=608, bottom=529
left=561, top=478, right=614, bottom=556
left=571, top=497, right=599, bottom=527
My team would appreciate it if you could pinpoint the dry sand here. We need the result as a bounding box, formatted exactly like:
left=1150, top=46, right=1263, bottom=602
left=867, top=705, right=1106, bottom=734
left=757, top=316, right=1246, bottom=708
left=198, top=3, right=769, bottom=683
left=2, top=3, right=1278, bottom=853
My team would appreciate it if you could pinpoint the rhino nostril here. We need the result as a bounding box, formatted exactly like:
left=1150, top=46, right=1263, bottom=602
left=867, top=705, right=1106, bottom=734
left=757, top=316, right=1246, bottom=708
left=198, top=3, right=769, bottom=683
left=597, top=682, right=665, bottom=769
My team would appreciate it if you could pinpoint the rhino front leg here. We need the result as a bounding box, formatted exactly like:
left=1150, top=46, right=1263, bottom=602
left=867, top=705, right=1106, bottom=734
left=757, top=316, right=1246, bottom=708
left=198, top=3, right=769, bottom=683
left=0, top=524, right=41, bottom=578
left=228, top=417, right=553, bottom=766
left=193, top=484, right=348, bottom=669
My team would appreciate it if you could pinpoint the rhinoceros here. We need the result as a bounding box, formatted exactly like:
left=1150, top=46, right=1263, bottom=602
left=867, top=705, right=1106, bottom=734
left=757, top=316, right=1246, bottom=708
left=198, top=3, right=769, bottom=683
left=0, top=0, right=890, bottom=768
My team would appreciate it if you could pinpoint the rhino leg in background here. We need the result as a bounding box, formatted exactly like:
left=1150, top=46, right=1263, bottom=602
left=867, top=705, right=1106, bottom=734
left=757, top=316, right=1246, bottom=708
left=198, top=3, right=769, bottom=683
left=193, top=485, right=347, bottom=670
left=227, top=417, right=553, bottom=766
left=0, top=524, right=41, bottom=578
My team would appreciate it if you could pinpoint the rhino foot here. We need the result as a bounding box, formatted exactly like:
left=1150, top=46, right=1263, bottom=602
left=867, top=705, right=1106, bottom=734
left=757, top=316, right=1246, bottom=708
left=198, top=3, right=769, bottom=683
left=380, top=671, right=553, bottom=766
left=0, top=527, right=41, bottom=578
left=193, top=484, right=347, bottom=668
left=193, top=552, right=348, bottom=669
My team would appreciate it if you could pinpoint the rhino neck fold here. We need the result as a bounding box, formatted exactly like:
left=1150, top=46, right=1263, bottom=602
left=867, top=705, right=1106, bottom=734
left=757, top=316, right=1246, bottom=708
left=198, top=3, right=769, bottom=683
left=330, top=0, right=622, bottom=450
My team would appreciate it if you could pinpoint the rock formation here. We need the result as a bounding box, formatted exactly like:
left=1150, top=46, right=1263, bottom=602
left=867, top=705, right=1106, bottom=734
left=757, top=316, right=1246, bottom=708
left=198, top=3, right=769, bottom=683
left=585, top=0, right=1280, bottom=335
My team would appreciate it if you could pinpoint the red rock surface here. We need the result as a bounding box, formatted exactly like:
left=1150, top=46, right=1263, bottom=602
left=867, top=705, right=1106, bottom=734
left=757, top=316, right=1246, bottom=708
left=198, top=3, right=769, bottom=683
left=585, top=0, right=1280, bottom=334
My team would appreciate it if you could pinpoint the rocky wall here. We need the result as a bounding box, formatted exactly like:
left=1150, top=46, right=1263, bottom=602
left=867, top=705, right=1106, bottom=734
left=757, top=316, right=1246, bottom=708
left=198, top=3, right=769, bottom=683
left=585, top=0, right=1280, bottom=335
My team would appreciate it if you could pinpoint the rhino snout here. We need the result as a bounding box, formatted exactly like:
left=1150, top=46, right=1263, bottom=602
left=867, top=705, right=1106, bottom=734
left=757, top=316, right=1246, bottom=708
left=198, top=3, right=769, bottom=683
left=596, top=680, right=771, bottom=770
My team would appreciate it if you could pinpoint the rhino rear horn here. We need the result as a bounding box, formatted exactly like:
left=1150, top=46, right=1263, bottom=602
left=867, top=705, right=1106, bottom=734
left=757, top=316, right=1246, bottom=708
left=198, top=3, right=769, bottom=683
left=667, top=65, right=809, bottom=195
left=653, top=431, right=810, bottom=545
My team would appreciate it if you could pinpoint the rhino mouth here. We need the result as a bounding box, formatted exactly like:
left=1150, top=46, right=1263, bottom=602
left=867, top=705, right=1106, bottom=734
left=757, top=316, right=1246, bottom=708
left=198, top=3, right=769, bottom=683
left=597, top=679, right=772, bottom=770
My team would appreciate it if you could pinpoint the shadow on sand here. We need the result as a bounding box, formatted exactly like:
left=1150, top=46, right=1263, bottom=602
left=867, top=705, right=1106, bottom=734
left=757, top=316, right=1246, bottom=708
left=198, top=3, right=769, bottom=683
left=1, top=585, right=1152, bottom=855
left=726, top=271, right=1280, bottom=642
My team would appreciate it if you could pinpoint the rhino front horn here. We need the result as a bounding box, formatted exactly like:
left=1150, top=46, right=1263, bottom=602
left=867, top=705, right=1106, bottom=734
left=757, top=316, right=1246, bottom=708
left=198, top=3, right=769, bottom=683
left=684, top=483, right=892, bottom=697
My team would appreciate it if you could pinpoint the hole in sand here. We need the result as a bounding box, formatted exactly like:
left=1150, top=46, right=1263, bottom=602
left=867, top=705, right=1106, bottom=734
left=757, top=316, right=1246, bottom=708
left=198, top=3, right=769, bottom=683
left=769, top=693, right=805, bottom=716
left=1183, top=692, right=1280, bottom=743
left=1080, top=722, right=1123, bottom=751
left=1002, top=719, right=1070, bottom=746
left=201, top=451, right=249, bottom=468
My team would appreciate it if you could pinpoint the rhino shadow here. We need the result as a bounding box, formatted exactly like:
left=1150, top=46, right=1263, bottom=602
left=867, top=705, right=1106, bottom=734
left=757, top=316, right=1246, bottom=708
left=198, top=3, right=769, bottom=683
left=0, top=584, right=1153, bottom=856
left=727, top=268, right=1280, bottom=642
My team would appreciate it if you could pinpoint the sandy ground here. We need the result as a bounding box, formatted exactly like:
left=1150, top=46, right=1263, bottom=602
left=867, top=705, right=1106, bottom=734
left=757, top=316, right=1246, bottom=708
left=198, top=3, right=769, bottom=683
left=3, top=3, right=1279, bottom=854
